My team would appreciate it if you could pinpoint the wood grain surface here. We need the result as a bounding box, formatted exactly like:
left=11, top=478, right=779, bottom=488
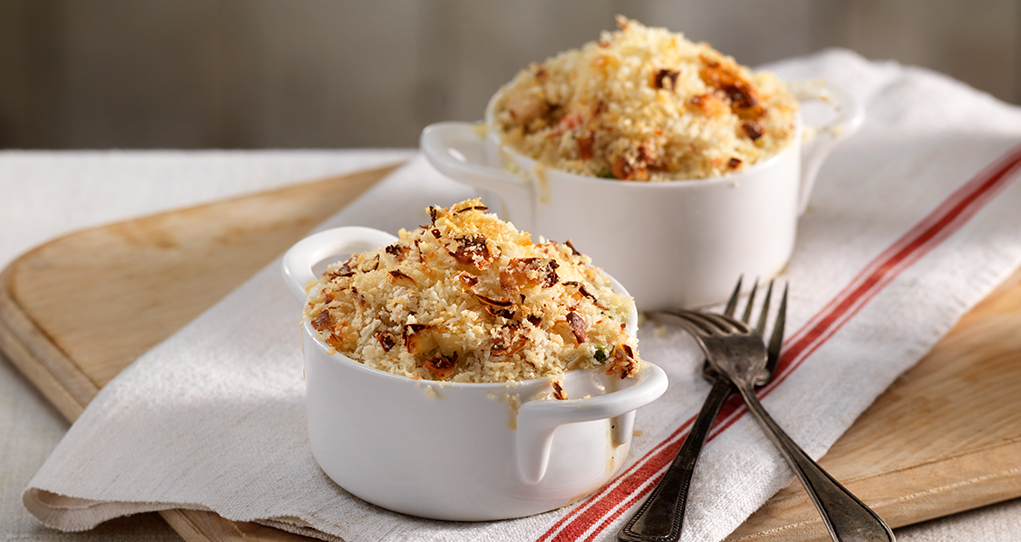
left=1, top=163, right=1019, bottom=542
left=727, top=268, right=1021, bottom=541
left=0, top=164, right=397, bottom=542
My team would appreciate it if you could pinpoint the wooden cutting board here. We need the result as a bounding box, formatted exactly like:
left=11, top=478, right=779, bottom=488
left=1, top=164, right=1019, bottom=542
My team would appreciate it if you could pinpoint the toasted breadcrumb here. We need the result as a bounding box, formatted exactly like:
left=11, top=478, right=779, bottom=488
left=494, top=17, right=798, bottom=181
left=303, top=199, right=641, bottom=383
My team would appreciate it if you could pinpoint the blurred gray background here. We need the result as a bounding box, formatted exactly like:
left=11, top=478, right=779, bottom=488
left=1, top=0, right=1019, bottom=149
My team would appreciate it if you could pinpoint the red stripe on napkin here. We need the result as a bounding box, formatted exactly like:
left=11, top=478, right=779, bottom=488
left=535, top=143, right=1021, bottom=542
left=769, top=143, right=1021, bottom=386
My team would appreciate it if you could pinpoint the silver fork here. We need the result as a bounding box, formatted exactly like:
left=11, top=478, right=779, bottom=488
left=619, top=278, right=779, bottom=542
left=658, top=282, right=895, bottom=542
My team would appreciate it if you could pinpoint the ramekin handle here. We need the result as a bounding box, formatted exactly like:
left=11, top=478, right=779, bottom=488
left=515, top=363, right=669, bottom=485
left=420, top=122, right=532, bottom=205
left=792, top=81, right=865, bottom=214
left=281, top=226, right=398, bottom=304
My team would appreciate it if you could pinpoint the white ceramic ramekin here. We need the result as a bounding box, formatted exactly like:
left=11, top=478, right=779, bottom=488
left=281, top=226, right=669, bottom=521
left=420, top=81, right=863, bottom=310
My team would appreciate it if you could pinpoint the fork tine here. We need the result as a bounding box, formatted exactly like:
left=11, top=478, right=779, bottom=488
left=700, top=311, right=745, bottom=334
left=672, top=310, right=719, bottom=335
left=741, top=278, right=759, bottom=324
left=755, top=280, right=775, bottom=336
left=763, top=283, right=788, bottom=380
left=664, top=309, right=739, bottom=336
left=723, top=275, right=743, bottom=318
left=662, top=311, right=712, bottom=339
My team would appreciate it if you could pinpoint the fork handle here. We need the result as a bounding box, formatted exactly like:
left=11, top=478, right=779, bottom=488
left=618, top=378, right=733, bottom=542
left=736, top=386, right=896, bottom=542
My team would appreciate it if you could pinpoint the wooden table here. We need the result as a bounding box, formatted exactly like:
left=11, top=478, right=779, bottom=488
left=2, top=164, right=1020, bottom=541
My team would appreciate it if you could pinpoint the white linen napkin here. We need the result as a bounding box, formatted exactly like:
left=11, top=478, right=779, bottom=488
left=24, top=49, right=1021, bottom=542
